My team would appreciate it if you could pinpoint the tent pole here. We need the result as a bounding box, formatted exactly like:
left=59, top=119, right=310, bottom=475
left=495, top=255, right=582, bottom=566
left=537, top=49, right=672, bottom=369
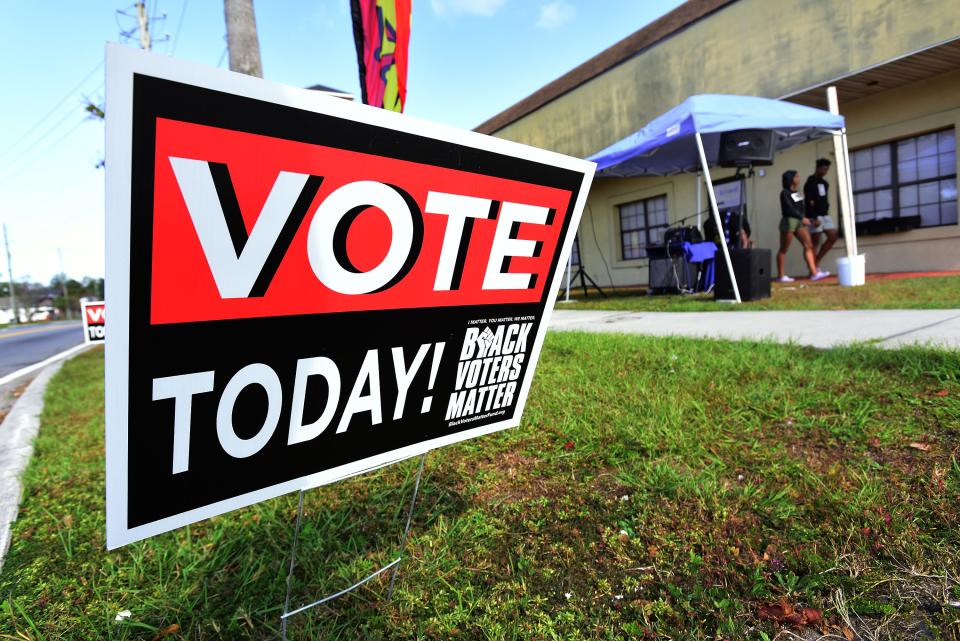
left=696, top=172, right=703, bottom=230
left=840, top=131, right=858, bottom=257
left=695, top=132, right=741, bottom=303
left=827, top=86, right=857, bottom=261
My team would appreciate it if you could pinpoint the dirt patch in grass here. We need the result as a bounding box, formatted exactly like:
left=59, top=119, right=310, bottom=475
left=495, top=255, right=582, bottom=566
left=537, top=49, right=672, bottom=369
left=464, top=450, right=578, bottom=505
left=0, top=379, right=32, bottom=426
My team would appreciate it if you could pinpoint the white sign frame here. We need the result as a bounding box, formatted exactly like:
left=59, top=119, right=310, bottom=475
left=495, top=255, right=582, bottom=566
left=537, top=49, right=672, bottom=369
left=104, top=44, right=594, bottom=548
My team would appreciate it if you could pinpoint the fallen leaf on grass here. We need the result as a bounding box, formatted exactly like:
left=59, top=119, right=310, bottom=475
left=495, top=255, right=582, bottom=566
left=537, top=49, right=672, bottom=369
left=842, top=625, right=855, bottom=640
left=150, top=624, right=180, bottom=640
left=908, top=442, right=931, bottom=451
left=563, top=440, right=575, bottom=450
left=934, top=389, right=949, bottom=397
left=801, top=607, right=822, bottom=625
left=757, top=599, right=823, bottom=628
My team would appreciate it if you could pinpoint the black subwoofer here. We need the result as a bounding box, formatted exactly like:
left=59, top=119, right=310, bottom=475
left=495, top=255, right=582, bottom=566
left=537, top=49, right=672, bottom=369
left=714, top=248, right=771, bottom=301
left=718, top=129, right=775, bottom=167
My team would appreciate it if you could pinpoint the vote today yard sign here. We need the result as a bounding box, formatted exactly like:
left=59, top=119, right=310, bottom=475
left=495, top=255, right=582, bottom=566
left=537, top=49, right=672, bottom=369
left=81, top=300, right=105, bottom=344
left=104, top=45, right=594, bottom=548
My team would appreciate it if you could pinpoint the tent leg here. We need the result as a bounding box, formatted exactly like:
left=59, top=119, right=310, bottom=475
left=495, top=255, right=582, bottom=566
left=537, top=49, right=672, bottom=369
left=695, top=132, right=741, bottom=303
left=827, top=87, right=857, bottom=261
left=840, top=131, right=858, bottom=257
left=696, top=172, right=703, bottom=231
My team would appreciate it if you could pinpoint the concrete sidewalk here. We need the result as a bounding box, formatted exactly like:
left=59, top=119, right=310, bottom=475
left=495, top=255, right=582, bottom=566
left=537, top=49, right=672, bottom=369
left=0, top=360, right=67, bottom=570
left=549, top=309, right=960, bottom=349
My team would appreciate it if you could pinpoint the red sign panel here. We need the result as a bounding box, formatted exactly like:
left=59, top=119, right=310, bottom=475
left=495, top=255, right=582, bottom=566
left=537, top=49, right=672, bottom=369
left=151, top=118, right=572, bottom=325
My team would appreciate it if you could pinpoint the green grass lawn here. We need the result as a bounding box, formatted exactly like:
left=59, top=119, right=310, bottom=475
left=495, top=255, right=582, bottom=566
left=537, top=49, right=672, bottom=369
left=558, top=274, right=960, bottom=312
left=2, top=340, right=959, bottom=640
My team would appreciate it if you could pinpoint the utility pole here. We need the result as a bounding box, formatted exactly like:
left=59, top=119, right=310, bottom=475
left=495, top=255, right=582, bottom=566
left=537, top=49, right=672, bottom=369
left=136, top=1, right=151, bottom=51
left=58, top=248, right=70, bottom=320
left=117, top=2, right=166, bottom=51
left=4, top=225, right=16, bottom=324
left=224, top=0, right=263, bottom=77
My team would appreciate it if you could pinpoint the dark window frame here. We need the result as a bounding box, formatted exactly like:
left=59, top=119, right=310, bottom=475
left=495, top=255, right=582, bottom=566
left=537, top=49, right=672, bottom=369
left=618, top=194, right=669, bottom=261
left=850, top=127, right=957, bottom=229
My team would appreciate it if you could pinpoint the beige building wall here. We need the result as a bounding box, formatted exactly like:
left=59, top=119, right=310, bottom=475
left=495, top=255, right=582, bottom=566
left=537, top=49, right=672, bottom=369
left=568, top=69, right=960, bottom=287
left=493, top=0, right=960, bottom=159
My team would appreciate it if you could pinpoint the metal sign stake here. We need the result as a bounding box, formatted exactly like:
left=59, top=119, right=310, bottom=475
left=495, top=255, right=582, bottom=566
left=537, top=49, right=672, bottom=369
left=279, top=452, right=428, bottom=640
left=387, top=452, right=427, bottom=600
left=279, top=489, right=306, bottom=641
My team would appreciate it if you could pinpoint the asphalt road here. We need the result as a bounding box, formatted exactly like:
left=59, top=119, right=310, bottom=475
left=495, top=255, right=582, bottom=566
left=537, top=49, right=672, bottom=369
left=0, top=321, right=85, bottom=379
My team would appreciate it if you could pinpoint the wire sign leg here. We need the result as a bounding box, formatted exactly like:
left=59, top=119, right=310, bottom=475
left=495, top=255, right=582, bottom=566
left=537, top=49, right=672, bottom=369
left=280, top=489, right=306, bottom=641
left=388, top=452, right=427, bottom=601
left=278, top=452, right=429, bottom=637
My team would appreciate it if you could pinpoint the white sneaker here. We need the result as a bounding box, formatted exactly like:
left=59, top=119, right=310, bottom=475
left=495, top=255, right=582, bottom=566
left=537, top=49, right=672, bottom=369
left=810, top=270, right=831, bottom=282
left=777, top=275, right=795, bottom=283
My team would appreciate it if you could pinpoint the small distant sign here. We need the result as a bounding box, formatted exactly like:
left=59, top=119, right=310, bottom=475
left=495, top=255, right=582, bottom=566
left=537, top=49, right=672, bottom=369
left=81, top=301, right=105, bottom=344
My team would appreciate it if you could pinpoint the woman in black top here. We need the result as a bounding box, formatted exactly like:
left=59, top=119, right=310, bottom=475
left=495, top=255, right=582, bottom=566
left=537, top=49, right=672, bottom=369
left=777, top=170, right=829, bottom=283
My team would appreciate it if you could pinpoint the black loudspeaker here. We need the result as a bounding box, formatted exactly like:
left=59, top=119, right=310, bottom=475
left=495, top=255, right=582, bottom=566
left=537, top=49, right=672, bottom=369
left=649, top=257, right=697, bottom=295
left=663, top=225, right=703, bottom=246
left=714, top=249, right=771, bottom=301
left=718, top=129, right=775, bottom=167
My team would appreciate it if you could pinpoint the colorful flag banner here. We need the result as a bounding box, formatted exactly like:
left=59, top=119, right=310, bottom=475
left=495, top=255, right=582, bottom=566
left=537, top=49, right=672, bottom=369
left=350, top=0, right=411, bottom=112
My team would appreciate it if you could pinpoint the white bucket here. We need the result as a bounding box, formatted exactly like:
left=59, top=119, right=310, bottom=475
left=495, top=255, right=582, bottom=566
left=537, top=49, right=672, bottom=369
left=837, top=254, right=866, bottom=287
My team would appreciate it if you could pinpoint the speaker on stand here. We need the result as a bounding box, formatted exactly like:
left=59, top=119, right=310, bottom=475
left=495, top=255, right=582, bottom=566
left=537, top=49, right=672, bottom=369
left=718, top=129, right=775, bottom=168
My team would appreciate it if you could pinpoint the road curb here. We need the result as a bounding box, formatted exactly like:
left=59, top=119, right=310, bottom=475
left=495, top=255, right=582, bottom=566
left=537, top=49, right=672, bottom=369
left=0, top=346, right=91, bottom=571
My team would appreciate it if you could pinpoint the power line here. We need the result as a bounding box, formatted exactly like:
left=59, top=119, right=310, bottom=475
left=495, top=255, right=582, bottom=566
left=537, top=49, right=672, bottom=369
left=0, top=59, right=102, bottom=163
left=0, top=76, right=103, bottom=176
left=0, top=118, right=90, bottom=187
left=0, top=106, right=79, bottom=175
left=171, top=0, right=189, bottom=54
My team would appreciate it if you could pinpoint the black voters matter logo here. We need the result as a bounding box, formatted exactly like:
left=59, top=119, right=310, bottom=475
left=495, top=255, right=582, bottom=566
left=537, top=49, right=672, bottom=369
left=446, top=321, right=532, bottom=423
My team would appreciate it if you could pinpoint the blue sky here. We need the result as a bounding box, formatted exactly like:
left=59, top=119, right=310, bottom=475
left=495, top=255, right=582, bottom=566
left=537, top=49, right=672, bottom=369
left=0, top=0, right=683, bottom=283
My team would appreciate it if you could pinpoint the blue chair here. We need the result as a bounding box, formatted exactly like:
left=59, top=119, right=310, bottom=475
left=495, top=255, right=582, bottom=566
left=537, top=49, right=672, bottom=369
left=683, top=241, right=717, bottom=292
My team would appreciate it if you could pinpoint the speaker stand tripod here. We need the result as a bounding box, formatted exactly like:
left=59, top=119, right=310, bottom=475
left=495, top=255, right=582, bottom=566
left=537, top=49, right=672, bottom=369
left=570, top=266, right=607, bottom=298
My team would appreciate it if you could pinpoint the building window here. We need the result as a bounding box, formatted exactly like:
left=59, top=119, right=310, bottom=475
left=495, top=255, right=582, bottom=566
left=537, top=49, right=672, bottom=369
left=851, top=128, right=957, bottom=228
left=569, top=234, right=580, bottom=266
left=618, top=195, right=668, bottom=260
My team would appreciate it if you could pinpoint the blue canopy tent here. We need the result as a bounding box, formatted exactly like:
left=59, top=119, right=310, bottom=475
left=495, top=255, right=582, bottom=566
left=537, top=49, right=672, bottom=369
left=586, top=94, right=850, bottom=302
